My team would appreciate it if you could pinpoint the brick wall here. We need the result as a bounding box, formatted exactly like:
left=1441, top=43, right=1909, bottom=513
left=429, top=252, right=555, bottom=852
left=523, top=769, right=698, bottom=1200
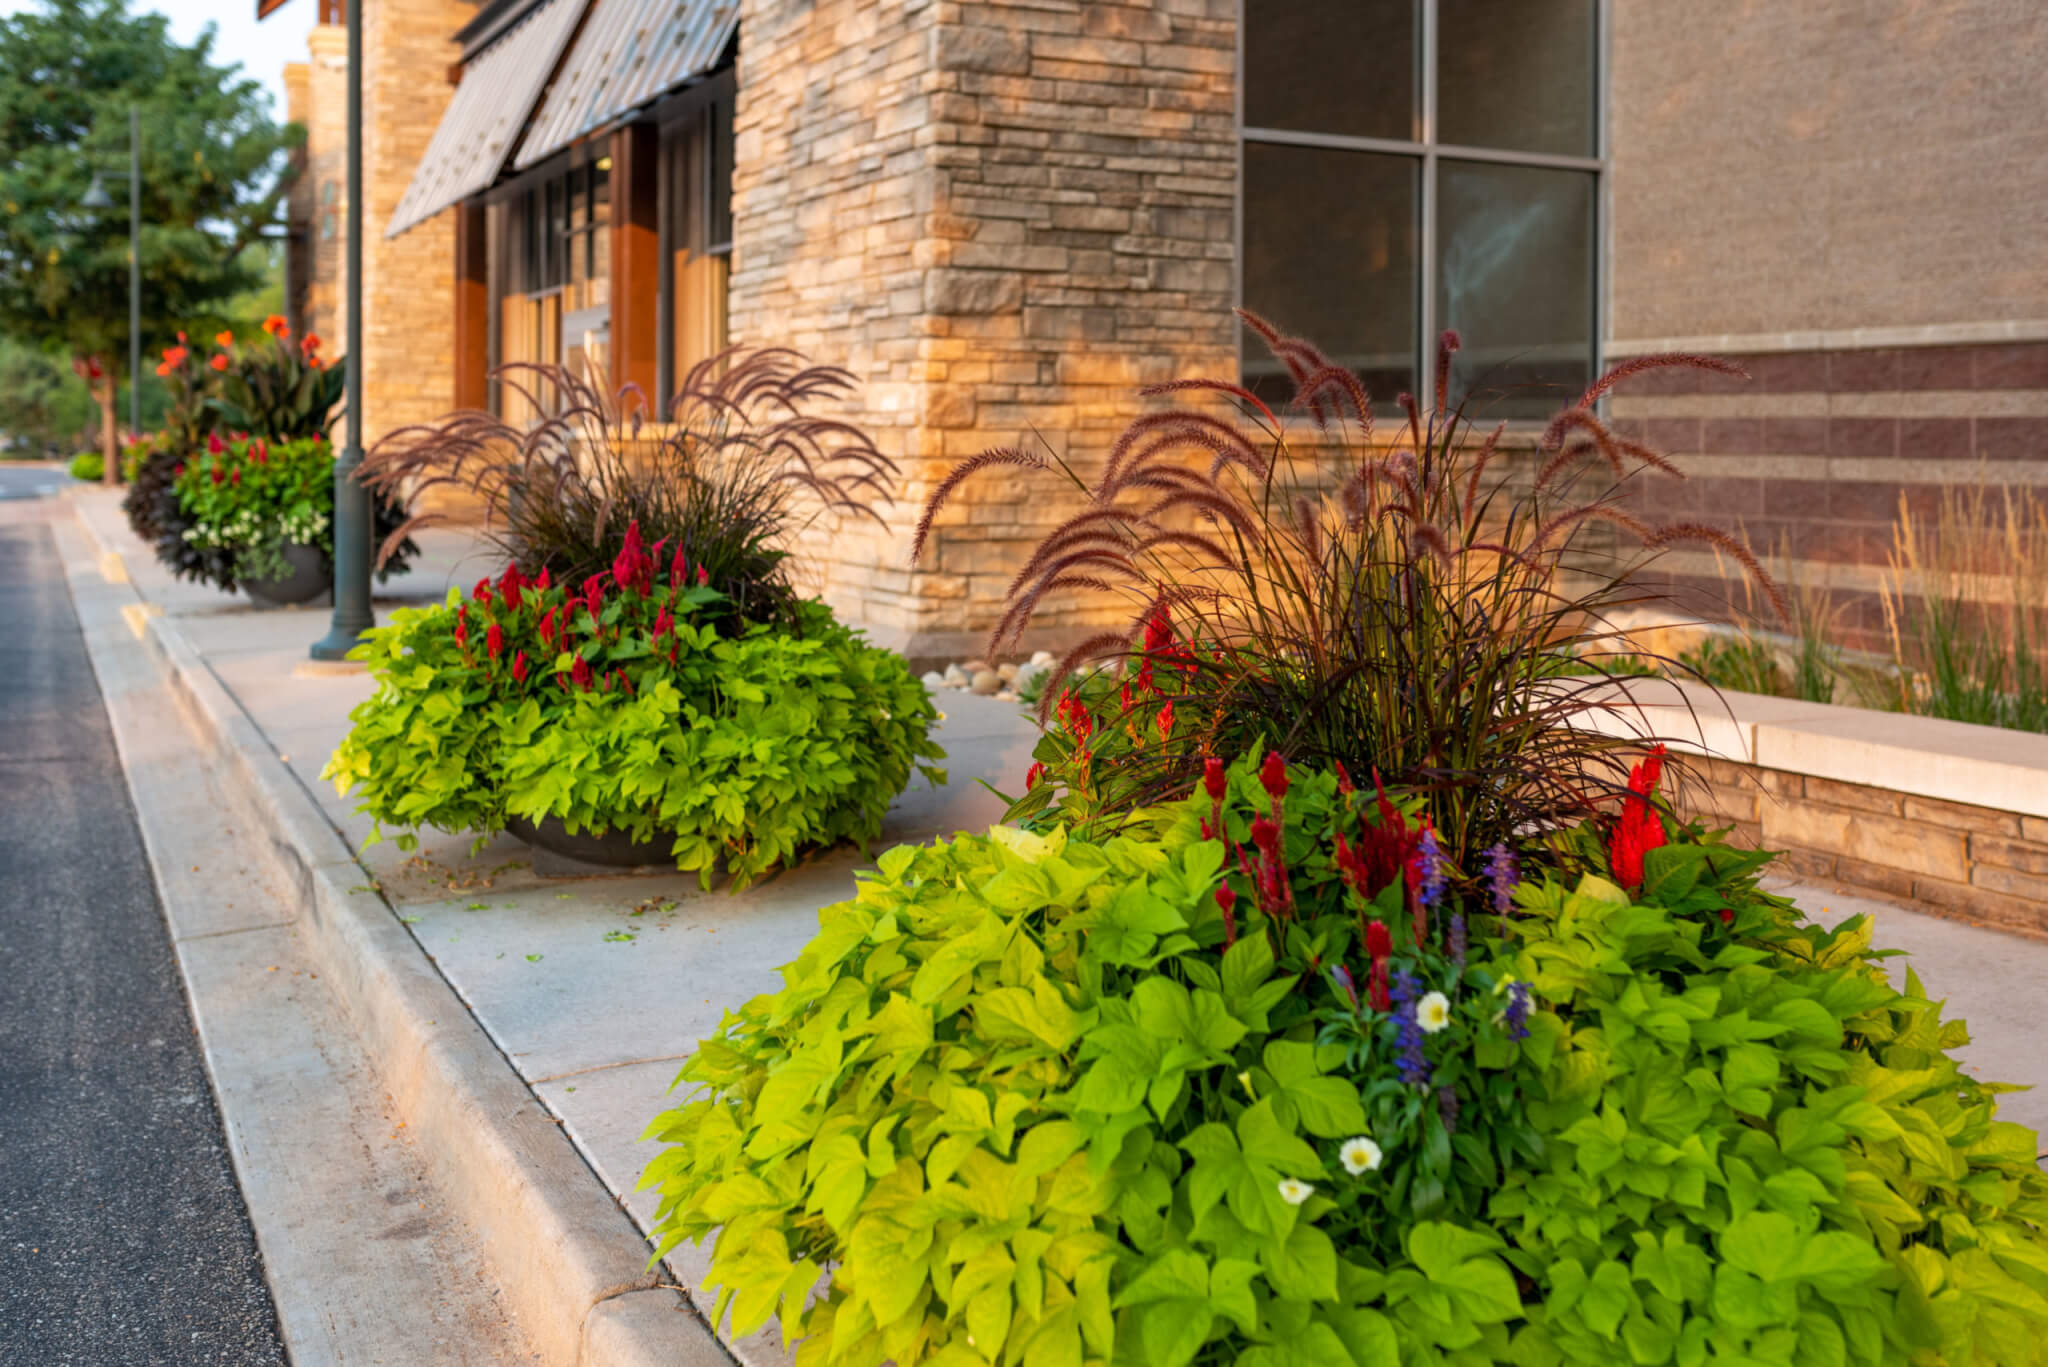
left=1608, top=340, right=2048, bottom=647
left=1685, top=755, right=2048, bottom=939
left=730, top=0, right=1238, bottom=664
left=283, top=61, right=313, bottom=337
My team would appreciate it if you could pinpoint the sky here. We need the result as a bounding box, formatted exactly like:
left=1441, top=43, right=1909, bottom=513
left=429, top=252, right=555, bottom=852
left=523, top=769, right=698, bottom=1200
left=0, top=0, right=318, bottom=120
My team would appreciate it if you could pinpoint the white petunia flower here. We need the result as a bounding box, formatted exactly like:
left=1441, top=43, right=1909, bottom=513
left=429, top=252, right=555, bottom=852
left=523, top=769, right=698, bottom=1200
left=1339, top=1136, right=1383, bottom=1175
left=1277, top=1177, right=1314, bottom=1206
left=1416, top=991, right=1452, bottom=1034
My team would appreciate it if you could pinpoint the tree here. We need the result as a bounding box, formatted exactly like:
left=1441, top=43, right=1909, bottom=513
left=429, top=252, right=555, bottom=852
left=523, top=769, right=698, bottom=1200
left=0, top=336, right=94, bottom=457
left=0, top=0, right=300, bottom=484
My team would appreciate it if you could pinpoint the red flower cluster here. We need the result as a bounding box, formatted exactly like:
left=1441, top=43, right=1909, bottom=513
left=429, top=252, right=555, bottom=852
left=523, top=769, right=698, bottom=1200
left=441, top=520, right=713, bottom=696
left=1611, top=744, right=1669, bottom=891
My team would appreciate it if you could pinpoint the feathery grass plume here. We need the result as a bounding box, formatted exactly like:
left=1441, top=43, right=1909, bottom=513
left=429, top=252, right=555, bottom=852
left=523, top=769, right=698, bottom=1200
left=909, top=446, right=1045, bottom=566
left=1880, top=477, right=2048, bottom=732
left=357, top=349, right=893, bottom=627
left=924, top=314, right=1785, bottom=862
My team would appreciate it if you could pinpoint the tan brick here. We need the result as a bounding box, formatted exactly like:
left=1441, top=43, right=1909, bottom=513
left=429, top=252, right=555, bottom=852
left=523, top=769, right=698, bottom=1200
left=1900, top=795, right=2022, bottom=839
left=1911, top=876, right=2048, bottom=939
left=2023, top=816, right=2048, bottom=844
left=1830, top=856, right=1919, bottom=900
left=1972, top=863, right=2048, bottom=903
left=1760, top=802, right=1969, bottom=883
left=1781, top=847, right=1838, bottom=881
left=1970, top=834, right=2048, bottom=877
left=1756, top=767, right=1804, bottom=800
left=1798, top=775, right=1904, bottom=817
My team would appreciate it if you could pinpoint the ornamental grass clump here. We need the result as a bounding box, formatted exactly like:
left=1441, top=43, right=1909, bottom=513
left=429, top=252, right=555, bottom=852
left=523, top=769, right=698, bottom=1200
left=358, top=349, right=896, bottom=629
left=644, top=749, right=2048, bottom=1366
left=920, top=313, right=1783, bottom=864
left=329, top=348, right=942, bottom=887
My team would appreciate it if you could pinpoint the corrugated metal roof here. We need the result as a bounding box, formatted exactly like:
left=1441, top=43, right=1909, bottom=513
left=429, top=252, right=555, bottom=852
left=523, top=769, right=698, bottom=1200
left=514, top=0, right=737, bottom=171
left=385, top=0, right=591, bottom=239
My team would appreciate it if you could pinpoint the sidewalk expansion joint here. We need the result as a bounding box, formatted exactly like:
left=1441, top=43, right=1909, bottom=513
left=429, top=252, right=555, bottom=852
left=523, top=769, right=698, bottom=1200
left=530, top=1053, right=694, bottom=1086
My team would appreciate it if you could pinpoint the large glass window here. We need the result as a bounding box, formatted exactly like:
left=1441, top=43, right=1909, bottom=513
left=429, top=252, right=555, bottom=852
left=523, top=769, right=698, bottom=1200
left=658, top=85, right=735, bottom=411
left=1240, top=0, right=1601, bottom=420
left=490, top=152, right=612, bottom=422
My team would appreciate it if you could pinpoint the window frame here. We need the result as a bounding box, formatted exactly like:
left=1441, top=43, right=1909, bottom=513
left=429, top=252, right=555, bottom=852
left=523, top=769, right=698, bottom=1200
left=1234, top=0, right=1610, bottom=417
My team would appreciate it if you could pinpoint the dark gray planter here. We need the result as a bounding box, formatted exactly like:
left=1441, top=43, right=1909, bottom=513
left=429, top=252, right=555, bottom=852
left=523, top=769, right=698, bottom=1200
left=243, top=543, right=330, bottom=607
left=506, top=814, right=673, bottom=871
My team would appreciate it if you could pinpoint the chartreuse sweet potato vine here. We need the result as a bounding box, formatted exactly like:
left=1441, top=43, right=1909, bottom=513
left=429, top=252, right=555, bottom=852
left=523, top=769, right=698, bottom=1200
left=324, top=526, right=944, bottom=889
left=642, top=752, right=2048, bottom=1366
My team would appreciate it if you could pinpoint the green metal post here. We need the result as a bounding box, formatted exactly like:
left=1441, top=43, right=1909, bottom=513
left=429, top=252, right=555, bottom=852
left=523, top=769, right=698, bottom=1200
left=128, top=105, right=139, bottom=444
left=312, top=0, right=373, bottom=660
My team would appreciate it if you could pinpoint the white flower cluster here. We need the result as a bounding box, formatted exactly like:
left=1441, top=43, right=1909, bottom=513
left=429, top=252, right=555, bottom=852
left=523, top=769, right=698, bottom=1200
left=1275, top=1133, right=1387, bottom=1207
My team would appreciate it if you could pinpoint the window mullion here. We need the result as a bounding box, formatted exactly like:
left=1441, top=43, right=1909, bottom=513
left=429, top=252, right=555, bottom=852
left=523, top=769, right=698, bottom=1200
left=1417, top=0, right=1438, bottom=404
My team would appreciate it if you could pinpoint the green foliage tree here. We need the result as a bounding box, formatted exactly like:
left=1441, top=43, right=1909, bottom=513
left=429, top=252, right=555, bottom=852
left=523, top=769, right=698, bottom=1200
left=0, top=336, right=94, bottom=457
left=0, top=0, right=301, bottom=484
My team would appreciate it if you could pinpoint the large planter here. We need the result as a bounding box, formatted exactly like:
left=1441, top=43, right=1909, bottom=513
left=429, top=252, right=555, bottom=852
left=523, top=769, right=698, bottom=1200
left=243, top=543, right=329, bottom=607
left=506, top=814, right=673, bottom=870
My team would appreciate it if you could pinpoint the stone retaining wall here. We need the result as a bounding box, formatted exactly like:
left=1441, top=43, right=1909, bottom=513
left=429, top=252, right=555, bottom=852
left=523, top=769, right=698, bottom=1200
left=1683, top=756, right=2048, bottom=939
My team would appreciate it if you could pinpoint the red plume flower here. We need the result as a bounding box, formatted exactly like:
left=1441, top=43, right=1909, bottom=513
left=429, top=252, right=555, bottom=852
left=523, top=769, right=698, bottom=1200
left=511, top=650, right=528, bottom=683
left=537, top=607, right=556, bottom=650
left=1203, top=756, right=1227, bottom=801
left=454, top=605, right=469, bottom=649
left=535, top=567, right=551, bottom=591
left=612, top=521, right=650, bottom=595
left=1611, top=745, right=1669, bottom=892
left=1155, top=701, right=1176, bottom=742
left=584, top=576, right=605, bottom=619
left=695, top=565, right=710, bottom=588
left=570, top=655, right=593, bottom=690
left=1364, top=919, right=1393, bottom=1011
left=1025, top=761, right=1046, bottom=792
left=498, top=563, right=525, bottom=611
left=653, top=604, right=673, bottom=640
left=486, top=621, right=504, bottom=661
left=1260, top=751, right=1289, bottom=802
left=1214, top=883, right=1238, bottom=947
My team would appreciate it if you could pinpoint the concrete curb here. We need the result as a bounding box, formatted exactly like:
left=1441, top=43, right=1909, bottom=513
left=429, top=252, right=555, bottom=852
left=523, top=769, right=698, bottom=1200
left=71, top=505, right=732, bottom=1367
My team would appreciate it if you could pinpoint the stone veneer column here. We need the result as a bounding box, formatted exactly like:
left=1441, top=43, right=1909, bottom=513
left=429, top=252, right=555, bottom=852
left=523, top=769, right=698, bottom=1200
left=304, top=24, right=349, bottom=349
left=358, top=0, right=470, bottom=447
left=729, top=0, right=1238, bottom=665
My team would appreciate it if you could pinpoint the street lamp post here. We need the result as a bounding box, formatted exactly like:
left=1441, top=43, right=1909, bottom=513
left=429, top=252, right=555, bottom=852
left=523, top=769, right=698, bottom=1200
left=311, top=0, right=373, bottom=660
left=79, top=106, right=141, bottom=483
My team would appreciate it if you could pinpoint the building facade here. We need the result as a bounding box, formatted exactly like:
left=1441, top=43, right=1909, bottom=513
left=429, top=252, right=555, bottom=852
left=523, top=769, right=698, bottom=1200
left=281, top=0, right=2048, bottom=661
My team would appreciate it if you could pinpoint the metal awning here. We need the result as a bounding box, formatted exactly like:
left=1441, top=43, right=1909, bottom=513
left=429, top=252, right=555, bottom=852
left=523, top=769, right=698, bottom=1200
left=513, top=0, right=737, bottom=171
left=385, top=0, right=591, bottom=239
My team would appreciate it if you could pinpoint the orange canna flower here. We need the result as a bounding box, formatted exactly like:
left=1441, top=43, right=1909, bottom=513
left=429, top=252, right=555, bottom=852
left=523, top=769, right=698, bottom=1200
left=262, top=314, right=289, bottom=338
left=210, top=353, right=229, bottom=371
left=153, top=362, right=169, bottom=376
left=215, top=330, right=233, bottom=348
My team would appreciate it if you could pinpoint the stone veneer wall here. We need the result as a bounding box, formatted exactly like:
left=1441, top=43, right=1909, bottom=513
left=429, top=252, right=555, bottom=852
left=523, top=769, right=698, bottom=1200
left=303, top=24, right=349, bottom=352
left=358, top=0, right=467, bottom=449
left=1684, top=756, right=2048, bottom=940
left=729, top=0, right=1238, bottom=664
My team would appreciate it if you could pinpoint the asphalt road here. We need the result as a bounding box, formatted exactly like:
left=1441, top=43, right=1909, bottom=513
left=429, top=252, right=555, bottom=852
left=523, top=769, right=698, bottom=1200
left=0, top=509, right=286, bottom=1364
left=0, top=462, right=72, bottom=499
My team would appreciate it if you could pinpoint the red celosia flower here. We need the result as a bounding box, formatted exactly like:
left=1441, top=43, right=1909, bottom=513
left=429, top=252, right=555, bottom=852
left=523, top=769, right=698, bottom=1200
left=612, top=521, right=651, bottom=595
left=1025, top=761, right=1046, bottom=791
left=473, top=578, right=493, bottom=605
left=498, top=563, right=525, bottom=611
left=670, top=547, right=688, bottom=589
left=512, top=650, right=528, bottom=683
left=1156, top=701, right=1175, bottom=742
left=1346, top=770, right=1422, bottom=900
left=1203, top=756, right=1227, bottom=802
left=584, top=576, right=605, bottom=619
left=209, top=466, right=223, bottom=485
left=570, top=655, right=593, bottom=690
left=208, top=433, right=224, bottom=455
left=252, top=439, right=268, bottom=464
left=173, top=464, right=185, bottom=477
left=535, top=567, right=550, bottom=591
left=537, top=607, right=556, bottom=649
left=454, top=605, right=469, bottom=649
left=1214, top=883, right=1238, bottom=947
left=1719, top=908, right=1734, bottom=925
left=653, top=604, right=673, bottom=640
left=1250, top=816, right=1279, bottom=854
left=1335, top=760, right=1356, bottom=797
left=486, top=621, right=504, bottom=661
left=1611, top=744, right=1669, bottom=892
left=1260, top=751, right=1289, bottom=802
left=695, top=565, right=710, bottom=588
left=229, top=467, right=241, bottom=485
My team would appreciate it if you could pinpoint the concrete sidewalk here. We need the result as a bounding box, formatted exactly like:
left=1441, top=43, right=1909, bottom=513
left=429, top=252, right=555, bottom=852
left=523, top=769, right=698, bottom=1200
left=63, top=488, right=2048, bottom=1365
left=68, top=488, right=1034, bottom=1366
